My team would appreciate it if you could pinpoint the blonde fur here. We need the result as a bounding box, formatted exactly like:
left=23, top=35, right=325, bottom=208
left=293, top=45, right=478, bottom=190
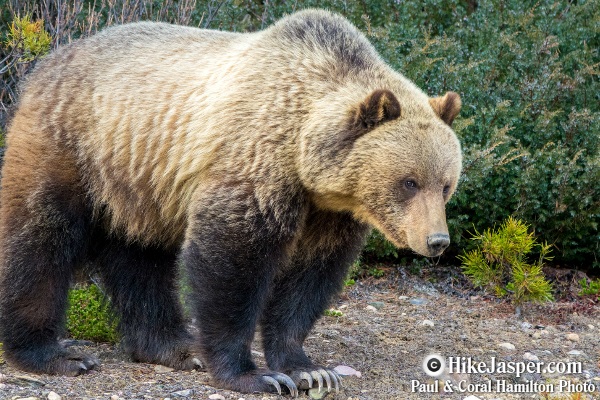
left=5, top=9, right=461, bottom=255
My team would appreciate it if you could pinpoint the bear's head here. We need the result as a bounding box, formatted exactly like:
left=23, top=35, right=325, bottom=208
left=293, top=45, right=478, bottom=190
left=299, top=87, right=462, bottom=257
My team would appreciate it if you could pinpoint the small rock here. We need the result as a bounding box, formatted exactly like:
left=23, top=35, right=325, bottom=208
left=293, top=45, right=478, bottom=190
left=532, top=332, right=541, bottom=339
left=12, top=374, right=46, bottom=387
left=154, top=365, right=174, bottom=373
left=47, top=392, right=61, bottom=400
left=398, top=296, right=409, bottom=300
left=334, top=365, right=361, bottom=377
left=463, top=396, right=482, bottom=400
left=209, top=395, right=225, bottom=400
left=521, top=322, right=533, bottom=330
left=539, top=329, right=550, bottom=336
left=368, top=301, right=385, bottom=310
left=421, top=320, right=435, bottom=327
left=172, top=390, right=194, bottom=397
left=365, top=305, right=378, bottom=312
left=523, top=352, right=539, bottom=362
left=15, top=398, right=39, bottom=400
left=568, top=350, right=583, bottom=356
left=0, top=383, right=5, bottom=390
left=110, top=396, right=120, bottom=400
left=588, top=324, right=594, bottom=330
left=499, top=342, right=516, bottom=351
left=566, top=333, right=580, bottom=342
left=238, top=398, right=246, bottom=400
left=409, top=298, right=427, bottom=305
left=308, top=388, right=328, bottom=399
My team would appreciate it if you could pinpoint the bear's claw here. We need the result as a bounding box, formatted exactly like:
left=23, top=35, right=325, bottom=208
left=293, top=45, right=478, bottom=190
left=262, top=372, right=298, bottom=397
left=299, top=371, right=313, bottom=388
left=293, top=367, right=342, bottom=392
left=58, top=352, right=100, bottom=376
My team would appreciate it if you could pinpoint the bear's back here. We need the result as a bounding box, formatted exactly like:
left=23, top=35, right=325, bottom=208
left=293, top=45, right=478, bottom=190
left=6, top=10, right=406, bottom=247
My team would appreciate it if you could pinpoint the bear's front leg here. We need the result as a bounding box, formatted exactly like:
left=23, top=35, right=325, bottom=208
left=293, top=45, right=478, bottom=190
left=260, top=209, right=369, bottom=394
left=181, top=182, right=304, bottom=396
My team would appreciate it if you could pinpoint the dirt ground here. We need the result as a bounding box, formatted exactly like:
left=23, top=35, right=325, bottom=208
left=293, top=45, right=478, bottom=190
left=1, top=265, right=599, bottom=400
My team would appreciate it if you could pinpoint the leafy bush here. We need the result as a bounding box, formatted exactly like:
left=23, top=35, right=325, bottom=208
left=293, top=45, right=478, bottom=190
left=324, top=309, right=343, bottom=317
left=5, top=14, right=51, bottom=62
left=66, top=284, right=119, bottom=343
left=578, top=278, right=600, bottom=299
left=362, top=230, right=399, bottom=261
left=459, top=217, right=554, bottom=310
left=368, top=0, right=599, bottom=267
left=0, top=0, right=598, bottom=268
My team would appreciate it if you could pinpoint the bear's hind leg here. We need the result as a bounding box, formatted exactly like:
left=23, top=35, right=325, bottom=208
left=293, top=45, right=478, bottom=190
left=93, top=237, right=200, bottom=370
left=0, top=161, right=98, bottom=375
left=260, top=210, right=368, bottom=393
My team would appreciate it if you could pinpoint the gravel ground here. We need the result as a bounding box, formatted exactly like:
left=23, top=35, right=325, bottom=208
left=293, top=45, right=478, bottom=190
left=1, top=265, right=599, bottom=400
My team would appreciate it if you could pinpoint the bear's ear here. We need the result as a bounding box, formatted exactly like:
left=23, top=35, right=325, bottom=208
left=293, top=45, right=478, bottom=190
left=352, top=89, right=401, bottom=130
left=429, top=91, right=461, bottom=126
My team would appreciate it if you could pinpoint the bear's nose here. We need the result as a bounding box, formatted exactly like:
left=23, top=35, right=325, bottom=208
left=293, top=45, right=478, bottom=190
left=427, top=233, right=450, bottom=254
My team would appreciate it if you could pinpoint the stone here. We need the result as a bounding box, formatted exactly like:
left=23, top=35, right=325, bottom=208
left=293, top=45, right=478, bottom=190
left=308, top=388, right=328, bottom=399
left=566, top=333, right=580, bottom=342
left=154, top=365, right=174, bottom=373
left=12, top=375, right=46, bottom=387
left=334, top=365, right=361, bottom=377
left=368, top=301, right=385, bottom=310
left=409, top=298, right=427, bottom=305
left=421, top=320, right=435, bottom=327
left=520, top=322, right=532, bottom=330
left=172, top=390, right=194, bottom=397
left=209, top=395, right=225, bottom=400
left=523, top=352, right=539, bottom=362
left=47, top=392, right=62, bottom=400
left=499, top=342, right=516, bottom=351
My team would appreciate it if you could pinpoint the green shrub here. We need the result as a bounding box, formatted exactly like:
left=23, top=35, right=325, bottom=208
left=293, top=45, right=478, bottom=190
left=66, top=284, right=119, bottom=343
left=5, top=14, right=51, bottom=62
left=363, top=230, right=399, bottom=261
left=324, top=309, right=343, bottom=317
left=459, top=217, right=554, bottom=310
left=370, top=0, right=599, bottom=267
left=578, top=278, right=600, bottom=299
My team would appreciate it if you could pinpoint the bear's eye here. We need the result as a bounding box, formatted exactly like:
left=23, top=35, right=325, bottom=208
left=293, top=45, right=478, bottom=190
left=443, top=185, right=451, bottom=196
left=404, top=180, right=418, bottom=190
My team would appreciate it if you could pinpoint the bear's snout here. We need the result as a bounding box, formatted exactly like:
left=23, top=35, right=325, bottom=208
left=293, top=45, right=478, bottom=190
left=426, top=233, right=450, bottom=255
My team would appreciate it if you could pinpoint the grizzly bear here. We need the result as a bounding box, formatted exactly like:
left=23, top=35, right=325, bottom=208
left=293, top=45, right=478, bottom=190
left=0, top=9, right=461, bottom=396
